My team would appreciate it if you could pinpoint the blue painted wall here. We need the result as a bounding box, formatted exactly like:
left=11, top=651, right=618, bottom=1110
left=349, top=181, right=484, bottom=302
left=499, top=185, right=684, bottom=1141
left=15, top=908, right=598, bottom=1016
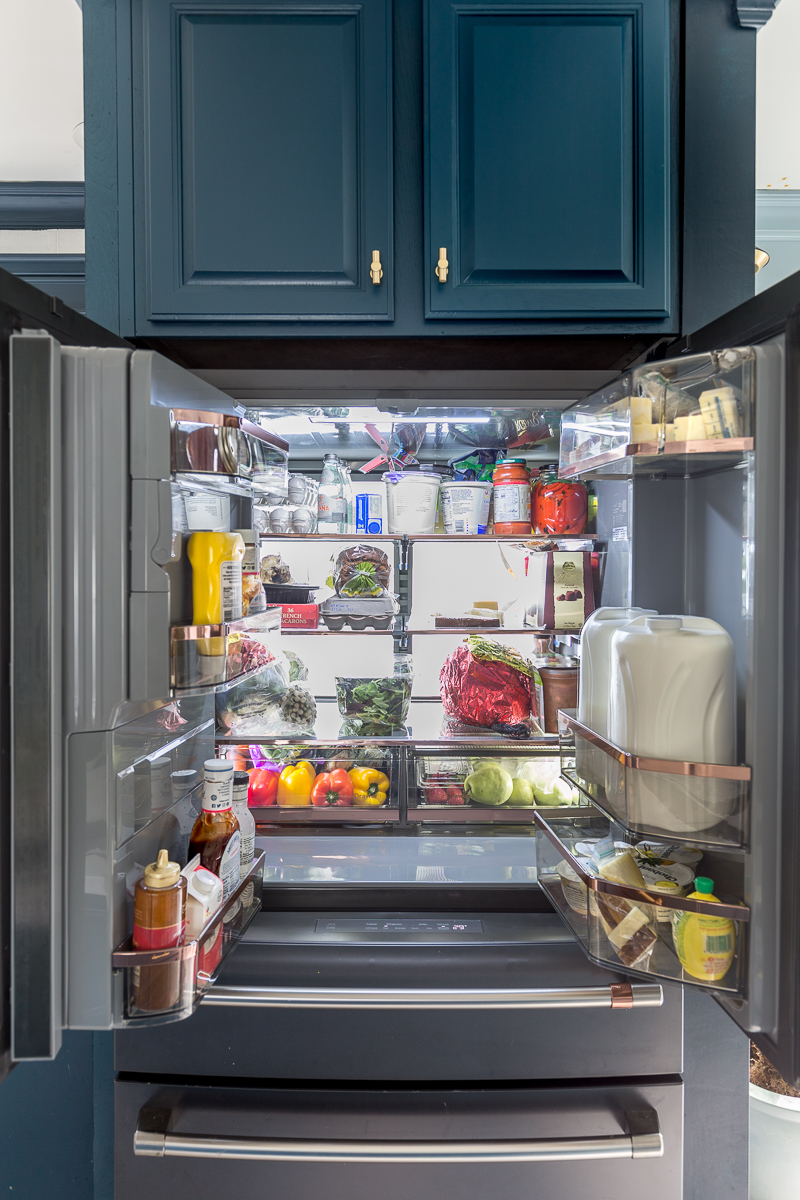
left=0, top=1032, right=113, bottom=1200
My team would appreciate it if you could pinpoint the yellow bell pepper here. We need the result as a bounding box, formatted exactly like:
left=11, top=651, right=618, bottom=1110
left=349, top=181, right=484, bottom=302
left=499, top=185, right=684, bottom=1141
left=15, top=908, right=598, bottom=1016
left=348, top=767, right=390, bottom=807
left=277, top=761, right=316, bottom=807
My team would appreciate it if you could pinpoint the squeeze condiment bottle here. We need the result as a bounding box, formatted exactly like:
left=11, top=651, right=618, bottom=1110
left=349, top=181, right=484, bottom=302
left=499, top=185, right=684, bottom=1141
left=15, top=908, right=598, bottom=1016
left=187, top=531, right=246, bottom=625
left=492, top=459, right=532, bottom=534
left=132, top=849, right=187, bottom=1013
left=231, top=771, right=256, bottom=874
left=189, top=760, right=241, bottom=901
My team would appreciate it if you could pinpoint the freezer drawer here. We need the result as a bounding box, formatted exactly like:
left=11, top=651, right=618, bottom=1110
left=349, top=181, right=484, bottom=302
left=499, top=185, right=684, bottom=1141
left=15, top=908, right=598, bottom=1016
left=116, top=1079, right=682, bottom=1200
left=114, top=912, right=683, bottom=1079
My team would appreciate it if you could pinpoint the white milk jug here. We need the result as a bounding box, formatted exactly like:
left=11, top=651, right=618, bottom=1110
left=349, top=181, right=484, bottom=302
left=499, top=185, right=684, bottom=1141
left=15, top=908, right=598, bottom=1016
left=578, top=607, right=657, bottom=737
left=576, top=607, right=657, bottom=800
left=608, top=615, right=738, bottom=834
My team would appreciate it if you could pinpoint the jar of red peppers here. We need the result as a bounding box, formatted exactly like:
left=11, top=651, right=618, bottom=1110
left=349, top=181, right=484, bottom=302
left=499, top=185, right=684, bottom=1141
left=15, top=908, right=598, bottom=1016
left=492, top=459, right=532, bottom=535
left=534, top=476, right=588, bottom=536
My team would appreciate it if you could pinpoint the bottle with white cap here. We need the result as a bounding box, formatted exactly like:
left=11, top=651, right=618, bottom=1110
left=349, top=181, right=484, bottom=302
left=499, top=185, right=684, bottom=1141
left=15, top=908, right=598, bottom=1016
left=231, top=771, right=256, bottom=874
left=188, top=760, right=241, bottom=900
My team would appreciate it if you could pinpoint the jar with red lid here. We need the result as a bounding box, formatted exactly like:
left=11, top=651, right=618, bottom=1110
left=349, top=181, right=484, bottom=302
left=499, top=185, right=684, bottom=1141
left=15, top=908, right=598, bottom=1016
left=492, top=459, right=532, bottom=534
left=535, top=477, right=588, bottom=535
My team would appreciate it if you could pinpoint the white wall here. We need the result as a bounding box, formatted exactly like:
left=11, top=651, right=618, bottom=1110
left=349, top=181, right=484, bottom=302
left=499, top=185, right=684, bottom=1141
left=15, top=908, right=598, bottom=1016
left=0, top=0, right=83, bottom=180
left=756, top=0, right=800, bottom=190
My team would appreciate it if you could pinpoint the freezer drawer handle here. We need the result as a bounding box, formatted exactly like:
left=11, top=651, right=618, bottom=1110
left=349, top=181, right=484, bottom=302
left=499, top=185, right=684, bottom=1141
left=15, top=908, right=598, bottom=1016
left=201, top=981, right=663, bottom=1010
left=134, top=1106, right=663, bottom=1162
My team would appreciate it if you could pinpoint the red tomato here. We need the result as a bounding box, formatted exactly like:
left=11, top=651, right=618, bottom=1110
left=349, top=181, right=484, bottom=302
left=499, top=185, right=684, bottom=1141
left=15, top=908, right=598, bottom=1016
left=535, top=479, right=588, bottom=535
left=248, top=767, right=278, bottom=807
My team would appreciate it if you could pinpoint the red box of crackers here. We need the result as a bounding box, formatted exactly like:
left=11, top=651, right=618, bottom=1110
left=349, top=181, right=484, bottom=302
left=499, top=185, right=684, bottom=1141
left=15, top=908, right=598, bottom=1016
left=280, top=604, right=319, bottom=629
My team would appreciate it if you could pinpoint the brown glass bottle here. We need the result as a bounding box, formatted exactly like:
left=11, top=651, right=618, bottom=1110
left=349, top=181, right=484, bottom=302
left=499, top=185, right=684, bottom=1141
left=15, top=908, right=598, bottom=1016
left=189, top=760, right=241, bottom=901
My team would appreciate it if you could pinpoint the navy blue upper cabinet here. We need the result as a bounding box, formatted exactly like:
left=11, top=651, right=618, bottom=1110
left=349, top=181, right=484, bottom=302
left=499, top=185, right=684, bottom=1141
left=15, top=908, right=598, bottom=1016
left=135, top=0, right=393, bottom=322
left=424, top=0, right=674, bottom=320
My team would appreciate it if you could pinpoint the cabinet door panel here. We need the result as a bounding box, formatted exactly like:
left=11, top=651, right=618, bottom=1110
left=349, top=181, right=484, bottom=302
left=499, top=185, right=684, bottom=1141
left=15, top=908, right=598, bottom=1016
left=425, top=0, right=673, bottom=319
left=136, top=0, right=392, bottom=322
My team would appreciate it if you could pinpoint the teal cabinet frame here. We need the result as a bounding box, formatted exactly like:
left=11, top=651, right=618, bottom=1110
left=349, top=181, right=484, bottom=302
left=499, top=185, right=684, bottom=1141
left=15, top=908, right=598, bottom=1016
left=424, top=0, right=674, bottom=319
left=134, top=0, right=393, bottom=323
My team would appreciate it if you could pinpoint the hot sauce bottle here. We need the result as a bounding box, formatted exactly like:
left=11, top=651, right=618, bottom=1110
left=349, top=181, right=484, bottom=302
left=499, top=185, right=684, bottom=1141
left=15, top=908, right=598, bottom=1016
left=189, top=760, right=241, bottom=901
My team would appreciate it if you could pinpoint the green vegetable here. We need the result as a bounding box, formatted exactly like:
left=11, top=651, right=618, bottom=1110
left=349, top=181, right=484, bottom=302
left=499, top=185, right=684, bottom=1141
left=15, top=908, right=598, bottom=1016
left=465, top=635, right=533, bottom=679
left=464, top=764, right=513, bottom=806
left=507, top=777, right=535, bottom=806
left=340, top=562, right=382, bottom=597
left=335, top=677, right=412, bottom=729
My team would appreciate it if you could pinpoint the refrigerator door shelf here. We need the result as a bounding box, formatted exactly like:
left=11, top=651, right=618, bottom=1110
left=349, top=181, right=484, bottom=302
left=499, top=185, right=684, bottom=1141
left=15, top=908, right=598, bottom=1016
left=534, top=807, right=748, bottom=998
left=560, top=711, right=750, bottom=850
left=112, top=853, right=264, bottom=1027
left=170, top=608, right=282, bottom=692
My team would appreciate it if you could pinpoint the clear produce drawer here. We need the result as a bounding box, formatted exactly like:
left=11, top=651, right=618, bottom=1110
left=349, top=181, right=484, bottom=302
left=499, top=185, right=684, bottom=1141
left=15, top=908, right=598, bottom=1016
left=559, top=711, right=750, bottom=850
left=534, top=808, right=749, bottom=996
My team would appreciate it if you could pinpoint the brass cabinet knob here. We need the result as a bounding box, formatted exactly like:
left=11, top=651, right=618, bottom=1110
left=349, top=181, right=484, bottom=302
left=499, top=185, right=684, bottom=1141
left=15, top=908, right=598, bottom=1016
left=435, top=247, right=449, bottom=283
left=370, top=250, right=383, bottom=285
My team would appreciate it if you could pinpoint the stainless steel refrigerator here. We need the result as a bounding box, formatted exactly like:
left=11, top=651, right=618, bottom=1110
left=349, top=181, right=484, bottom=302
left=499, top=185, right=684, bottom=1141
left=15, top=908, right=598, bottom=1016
left=1, top=263, right=799, bottom=1196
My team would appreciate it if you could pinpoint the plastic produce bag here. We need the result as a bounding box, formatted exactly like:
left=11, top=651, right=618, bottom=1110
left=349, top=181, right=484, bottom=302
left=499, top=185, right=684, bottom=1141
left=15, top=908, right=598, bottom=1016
left=221, top=684, right=317, bottom=737
left=333, top=545, right=391, bottom=597
left=216, top=654, right=291, bottom=731
left=439, top=635, right=532, bottom=732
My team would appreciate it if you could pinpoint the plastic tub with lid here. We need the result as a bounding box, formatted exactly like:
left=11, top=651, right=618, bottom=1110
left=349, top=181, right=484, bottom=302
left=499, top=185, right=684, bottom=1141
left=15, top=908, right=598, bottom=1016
left=384, top=471, right=442, bottom=535
left=441, top=480, right=492, bottom=535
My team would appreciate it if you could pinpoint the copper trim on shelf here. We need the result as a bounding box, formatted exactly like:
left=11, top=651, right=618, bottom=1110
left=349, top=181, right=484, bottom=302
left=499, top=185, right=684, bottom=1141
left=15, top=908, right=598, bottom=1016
left=610, top=981, right=634, bottom=1009
left=111, top=852, right=266, bottom=970
left=560, top=711, right=751, bottom=781
left=533, top=810, right=750, bottom=921
left=560, top=438, right=754, bottom=478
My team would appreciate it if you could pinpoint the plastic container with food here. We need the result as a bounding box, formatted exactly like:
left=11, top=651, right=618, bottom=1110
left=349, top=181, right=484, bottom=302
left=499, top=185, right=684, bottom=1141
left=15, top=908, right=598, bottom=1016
left=335, top=676, right=412, bottom=728
left=634, top=840, right=704, bottom=870
left=384, top=471, right=442, bottom=535
left=440, top=481, right=492, bottom=535
left=637, top=858, right=696, bottom=923
left=492, top=459, right=532, bottom=535
left=556, top=857, right=595, bottom=916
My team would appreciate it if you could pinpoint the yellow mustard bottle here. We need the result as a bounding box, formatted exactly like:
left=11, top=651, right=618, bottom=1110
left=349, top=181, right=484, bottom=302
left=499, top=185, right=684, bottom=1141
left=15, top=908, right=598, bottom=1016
left=188, top=531, right=245, bottom=635
left=673, top=876, right=735, bottom=982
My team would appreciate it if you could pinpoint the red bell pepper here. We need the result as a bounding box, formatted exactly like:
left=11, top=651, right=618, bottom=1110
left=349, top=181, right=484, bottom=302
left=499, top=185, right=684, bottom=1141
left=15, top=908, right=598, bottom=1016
left=311, top=769, right=354, bottom=807
left=248, top=766, right=278, bottom=807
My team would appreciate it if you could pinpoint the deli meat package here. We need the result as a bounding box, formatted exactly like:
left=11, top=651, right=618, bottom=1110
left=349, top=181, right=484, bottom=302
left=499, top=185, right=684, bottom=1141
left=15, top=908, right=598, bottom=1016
left=439, top=635, right=533, bottom=731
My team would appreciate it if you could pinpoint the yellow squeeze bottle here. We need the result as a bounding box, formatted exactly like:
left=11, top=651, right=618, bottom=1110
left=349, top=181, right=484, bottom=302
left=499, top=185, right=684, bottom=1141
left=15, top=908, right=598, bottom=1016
left=187, top=532, right=245, bottom=654
left=673, top=877, right=735, bottom=982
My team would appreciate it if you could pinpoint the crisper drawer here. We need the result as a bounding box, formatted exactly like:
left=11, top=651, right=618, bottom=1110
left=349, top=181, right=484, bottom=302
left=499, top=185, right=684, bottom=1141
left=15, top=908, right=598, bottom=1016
left=116, top=1079, right=682, bottom=1200
left=114, top=913, right=683, bottom=1080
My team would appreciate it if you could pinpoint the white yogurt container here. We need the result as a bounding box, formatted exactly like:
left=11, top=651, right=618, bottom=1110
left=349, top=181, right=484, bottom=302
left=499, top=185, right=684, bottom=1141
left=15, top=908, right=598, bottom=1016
left=385, top=471, right=442, bottom=535
left=634, top=840, right=704, bottom=870
left=441, top=481, right=492, bottom=535
left=555, top=857, right=594, bottom=916
left=637, top=858, right=695, bottom=922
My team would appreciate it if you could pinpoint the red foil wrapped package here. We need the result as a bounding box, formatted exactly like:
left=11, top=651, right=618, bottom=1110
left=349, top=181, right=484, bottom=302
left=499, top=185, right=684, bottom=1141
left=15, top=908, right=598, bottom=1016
left=439, top=641, right=532, bottom=729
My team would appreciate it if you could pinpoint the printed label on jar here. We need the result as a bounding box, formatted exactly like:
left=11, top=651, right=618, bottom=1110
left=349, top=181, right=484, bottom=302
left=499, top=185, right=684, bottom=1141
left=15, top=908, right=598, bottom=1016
left=493, top=483, right=531, bottom=524
left=218, top=830, right=241, bottom=900
left=220, top=560, right=243, bottom=621
left=241, top=543, right=258, bottom=572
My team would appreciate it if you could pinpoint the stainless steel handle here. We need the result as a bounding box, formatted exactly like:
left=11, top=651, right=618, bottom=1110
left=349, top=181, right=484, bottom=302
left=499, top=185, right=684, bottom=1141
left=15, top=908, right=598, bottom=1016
left=134, top=1108, right=663, bottom=1162
left=202, top=982, right=663, bottom=1010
